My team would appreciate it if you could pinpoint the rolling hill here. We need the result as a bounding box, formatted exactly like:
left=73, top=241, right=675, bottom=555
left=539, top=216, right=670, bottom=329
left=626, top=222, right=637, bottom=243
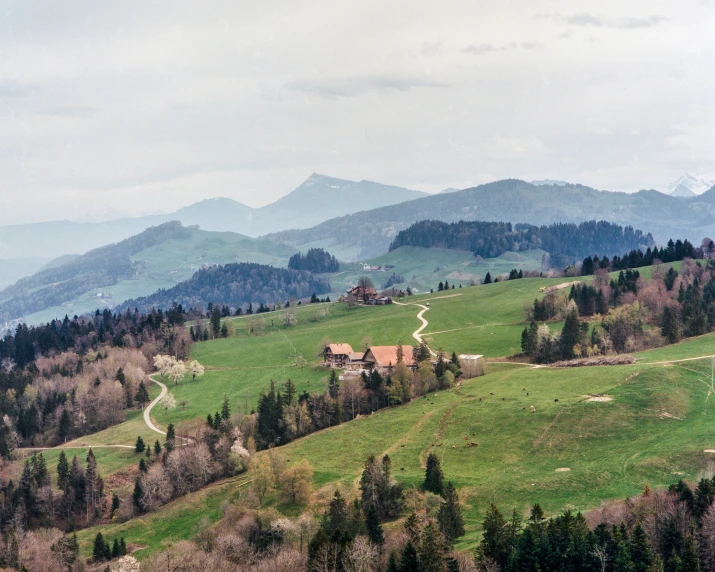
left=52, top=264, right=715, bottom=560
left=0, top=174, right=426, bottom=263
left=0, top=222, right=296, bottom=326
left=267, top=179, right=715, bottom=260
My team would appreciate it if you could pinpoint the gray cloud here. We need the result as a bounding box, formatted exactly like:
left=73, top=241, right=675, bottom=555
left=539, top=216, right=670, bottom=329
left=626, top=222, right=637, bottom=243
left=463, top=41, right=543, bottom=55
left=462, top=43, right=500, bottom=55
left=543, top=12, right=669, bottom=29
left=284, top=74, right=449, bottom=98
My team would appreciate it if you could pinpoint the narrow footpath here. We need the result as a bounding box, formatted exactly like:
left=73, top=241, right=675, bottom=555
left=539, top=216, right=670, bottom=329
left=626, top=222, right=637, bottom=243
left=144, top=375, right=168, bottom=436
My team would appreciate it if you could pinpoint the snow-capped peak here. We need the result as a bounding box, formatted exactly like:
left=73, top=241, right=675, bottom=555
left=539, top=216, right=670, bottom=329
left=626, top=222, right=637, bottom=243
left=667, top=173, right=715, bottom=197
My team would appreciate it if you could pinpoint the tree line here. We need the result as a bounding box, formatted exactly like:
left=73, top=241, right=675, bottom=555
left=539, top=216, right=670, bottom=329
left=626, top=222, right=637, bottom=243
left=288, top=248, right=340, bottom=273
left=119, top=262, right=331, bottom=315
left=522, top=259, right=715, bottom=363
left=389, top=219, right=654, bottom=264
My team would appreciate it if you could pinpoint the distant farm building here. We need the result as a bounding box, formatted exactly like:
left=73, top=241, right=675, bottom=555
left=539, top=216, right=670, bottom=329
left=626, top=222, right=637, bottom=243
left=325, top=344, right=415, bottom=374
left=345, top=285, right=392, bottom=305
left=323, top=343, right=355, bottom=368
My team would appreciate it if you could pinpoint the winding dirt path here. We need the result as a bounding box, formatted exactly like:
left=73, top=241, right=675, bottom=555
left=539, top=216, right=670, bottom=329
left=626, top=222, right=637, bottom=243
left=393, top=300, right=437, bottom=357
left=144, top=375, right=168, bottom=436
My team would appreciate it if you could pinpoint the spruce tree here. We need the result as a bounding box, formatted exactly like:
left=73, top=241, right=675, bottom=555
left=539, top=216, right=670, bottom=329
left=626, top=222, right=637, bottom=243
left=132, top=477, right=145, bottom=513
left=206, top=413, right=214, bottom=428
left=221, top=395, right=231, bottom=421
left=419, top=520, right=446, bottom=572
left=119, top=537, right=127, bottom=556
left=437, top=482, right=465, bottom=545
left=629, top=524, right=653, bottom=572
left=110, top=493, right=120, bottom=518
left=560, top=307, right=581, bottom=360
left=135, top=435, right=145, bottom=453
left=365, top=504, right=385, bottom=545
left=139, top=458, right=148, bottom=473
left=284, top=378, right=297, bottom=405
left=135, top=382, right=150, bottom=409
left=93, top=533, right=107, bottom=561
left=386, top=553, right=399, bottom=572
left=165, top=423, right=176, bottom=452
left=111, top=538, right=120, bottom=559
left=400, top=540, right=420, bottom=572
left=328, top=370, right=340, bottom=399
left=154, top=440, right=161, bottom=455
left=424, top=452, right=444, bottom=495
left=57, top=450, right=70, bottom=491
left=58, top=409, right=71, bottom=442
left=484, top=271, right=492, bottom=284
left=677, top=536, right=699, bottom=572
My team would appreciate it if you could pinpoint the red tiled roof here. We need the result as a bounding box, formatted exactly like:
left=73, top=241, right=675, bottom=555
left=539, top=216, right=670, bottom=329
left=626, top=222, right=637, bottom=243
left=325, top=343, right=354, bottom=356
left=364, top=346, right=414, bottom=368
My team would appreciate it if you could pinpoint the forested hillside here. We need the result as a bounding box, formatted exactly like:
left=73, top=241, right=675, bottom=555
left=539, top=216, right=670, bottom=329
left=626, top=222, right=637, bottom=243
left=0, top=223, right=191, bottom=322
left=0, top=222, right=296, bottom=325
left=120, top=262, right=330, bottom=313
left=267, top=179, right=715, bottom=260
left=389, top=220, right=653, bottom=264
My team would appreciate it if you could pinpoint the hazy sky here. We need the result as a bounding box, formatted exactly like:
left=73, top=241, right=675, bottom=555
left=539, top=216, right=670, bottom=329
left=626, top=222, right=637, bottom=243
left=1, top=0, right=714, bottom=224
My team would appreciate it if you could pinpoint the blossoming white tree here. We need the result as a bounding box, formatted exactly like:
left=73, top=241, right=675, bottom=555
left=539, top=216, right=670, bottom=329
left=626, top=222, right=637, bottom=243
left=168, top=361, right=187, bottom=385
left=188, top=360, right=205, bottom=381
left=112, top=555, right=140, bottom=572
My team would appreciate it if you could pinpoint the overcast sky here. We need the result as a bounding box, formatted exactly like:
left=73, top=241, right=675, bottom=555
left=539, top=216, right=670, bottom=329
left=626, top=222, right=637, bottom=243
left=1, top=0, right=713, bottom=224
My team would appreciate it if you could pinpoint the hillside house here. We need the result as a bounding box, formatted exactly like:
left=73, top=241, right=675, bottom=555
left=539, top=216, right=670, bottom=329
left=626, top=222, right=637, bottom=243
left=323, top=343, right=355, bottom=368
left=363, top=346, right=415, bottom=374
left=346, top=284, right=379, bottom=303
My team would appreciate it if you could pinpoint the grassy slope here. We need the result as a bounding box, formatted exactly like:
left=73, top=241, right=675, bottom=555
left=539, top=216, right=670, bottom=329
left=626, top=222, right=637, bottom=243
left=66, top=260, right=715, bottom=557
left=78, top=357, right=715, bottom=556
left=329, top=246, right=545, bottom=295
left=19, top=229, right=295, bottom=325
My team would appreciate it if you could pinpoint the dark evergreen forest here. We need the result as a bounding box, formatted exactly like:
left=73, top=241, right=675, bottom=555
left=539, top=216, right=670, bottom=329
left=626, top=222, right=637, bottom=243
left=389, top=219, right=654, bottom=265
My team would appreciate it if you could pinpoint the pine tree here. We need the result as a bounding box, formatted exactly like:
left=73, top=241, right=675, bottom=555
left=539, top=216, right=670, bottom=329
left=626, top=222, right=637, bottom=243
left=424, top=452, right=444, bottom=494
left=57, top=450, right=70, bottom=491
left=365, top=504, right=385, bottom=545
left=135, top=382, right=150, bottom=409
left=560, top=307, right=581, bottom=360
left=677, top=536, right=699, bottom=572
left=58, top=409, right=71, bottom=442
left=135, top=435, right=145, bottom=453
left=629, top=524, right=653, bottom=572
left=132, top=477, right=145, bottom=513
left=110, top=493, right=120, bottom=518
left=221, top=395, right=231, bottom=421
left=437, top=482, right=465, bottom=545
left=93, top=533, right=107, bottom=561
left=400, top=540, right=420, bottom=572
left=404, top=511, right=420, bottom=542
left=284, top=379, right=297, bottom=405
left=328, top=370, right=340, bottom=399
left=419, top=520, right=446, bottom=572
left=165, top=423, right=176, bottom=452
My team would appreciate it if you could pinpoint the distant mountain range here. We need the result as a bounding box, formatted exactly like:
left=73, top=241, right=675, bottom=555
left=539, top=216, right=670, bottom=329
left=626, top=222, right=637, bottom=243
left=267, top=179, right=715, bottom=260
left=667, top=173, right=715, bottom=198
left=0, top=222, right=295, bottom=326
left=0, top=174, right=426, bottom=261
